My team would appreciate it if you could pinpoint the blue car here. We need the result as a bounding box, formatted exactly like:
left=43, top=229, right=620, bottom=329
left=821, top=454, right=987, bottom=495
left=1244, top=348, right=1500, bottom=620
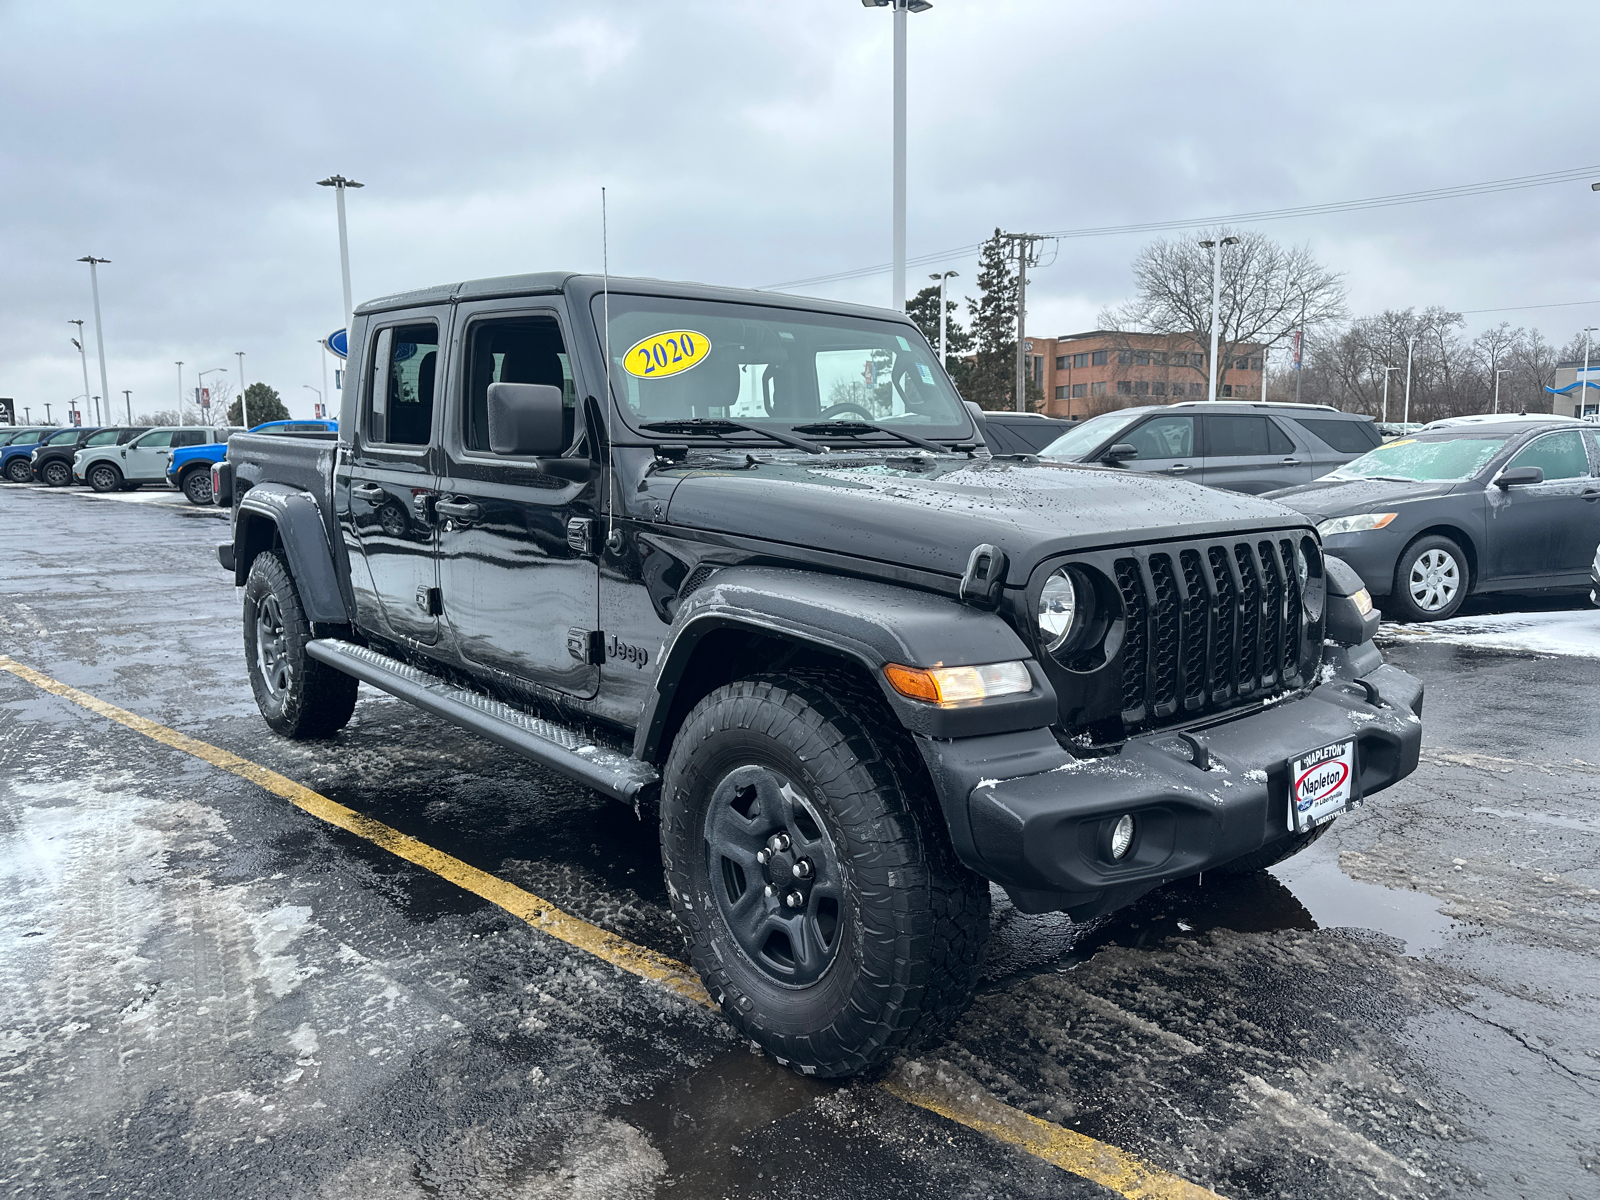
left=167, top=418, right=338, bottom=504
left=3, top=427, right=86, bottom=484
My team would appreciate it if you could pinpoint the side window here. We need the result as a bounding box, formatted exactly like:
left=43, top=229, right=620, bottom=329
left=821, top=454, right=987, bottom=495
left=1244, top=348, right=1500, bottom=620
left=1206, top=415, right=1271, bottom=457
left=173, top=430, right=207, bottom=448
left=135, top=430, right=175, bottom=449
left=1266, top=419, right=1296, bottom=455
left=463, top=315, right=575, bottom=454
left=1124, top=415, right=1195, bottom=459
left=366, top=322, right=440, bottom=447
left=1507, top=431, right=1589, bottom=481
left=1294, top=417, right=1381, bottom=453
left=83, top=429, right=120, bottom=447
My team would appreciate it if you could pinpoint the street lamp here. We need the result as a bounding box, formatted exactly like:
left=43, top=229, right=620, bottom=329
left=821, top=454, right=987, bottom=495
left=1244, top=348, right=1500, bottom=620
left=69, top=321, right=95, bottom=423
left=77, top=256, right=112, bottom=426
left=175, top=361, right=185, bottom=425
left=316, top=175, right=364, bottom=328
left=928, top=270, right=957, bottom=363
left=1199, top=236, right=1238, bottom=401
left=863, top=0, right=933, bottom=310
left=1403, top=335, right=1417, bottom=426
left=1381, top=365, right=1401, bottom=424
left=122, top=390, right=132, bottom=423
left=318, top=338, right=331, bottom=414
left=236, top=351, right=249, bottom=428
left=303, top=384, right=322, bottom=418
left=1493, top=368, right=1510, bottom=415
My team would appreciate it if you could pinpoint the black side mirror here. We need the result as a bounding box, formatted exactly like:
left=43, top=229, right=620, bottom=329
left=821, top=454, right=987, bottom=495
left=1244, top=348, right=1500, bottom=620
left=1495, top=465, right=1543, bottom=488
left=488, top=383, right=565, bottom=456
left=1102, top=442, right=1139, bottom=463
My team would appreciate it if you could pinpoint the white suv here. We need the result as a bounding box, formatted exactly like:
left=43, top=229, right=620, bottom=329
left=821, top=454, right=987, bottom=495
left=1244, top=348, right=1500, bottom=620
left=75, top=426, right=225, bottom=492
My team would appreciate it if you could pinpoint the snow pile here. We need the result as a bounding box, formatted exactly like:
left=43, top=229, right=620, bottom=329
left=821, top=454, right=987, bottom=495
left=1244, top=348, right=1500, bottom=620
left=1380, top=608, right=1600, bottom=659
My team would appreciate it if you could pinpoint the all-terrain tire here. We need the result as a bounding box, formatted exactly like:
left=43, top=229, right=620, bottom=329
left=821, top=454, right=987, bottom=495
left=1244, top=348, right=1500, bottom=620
left=1388, top=533, right=1469, bottom=622
left=87, top=462, right=122, bottom=493
left=4, top=458, right=32, bottom=483
left=242, top=551, right=358, bottom=738
left=1212, top=820, right=1331, bottom=876
left=181, top=467, right=213, bottom=505
left=660, top=672, right=990, bottom=1078
left=40, top=459, right=71, bottom=487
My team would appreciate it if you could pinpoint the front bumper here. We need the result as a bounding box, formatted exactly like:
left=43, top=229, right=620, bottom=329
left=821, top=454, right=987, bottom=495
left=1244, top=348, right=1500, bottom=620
left=917, top=651, right=1423, bottom=919
left=1319, top=529, right=1410, bottom=598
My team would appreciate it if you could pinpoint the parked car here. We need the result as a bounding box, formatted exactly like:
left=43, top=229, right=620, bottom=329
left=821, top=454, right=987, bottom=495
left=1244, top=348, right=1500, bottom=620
left=1423, top=412, right=1581, bottom=431
left=1037, top=400, right=1383, bottom=493
left=168, top=419, right=336, bottom=504
left=1267, top=419, right=1600, bottom=621
left=0, top=426, right=56, bottom=448
left=4, top=427, right=92, bottom=483
left=216, top=269, right=1422, bottom=1079
left=1376, top=422, right=1424, bottom=439
left=972, top=409, right=1074, bottom=456
left=75, top=426, right=225, bottom=493
left=33, top=426, right=139, bottom=487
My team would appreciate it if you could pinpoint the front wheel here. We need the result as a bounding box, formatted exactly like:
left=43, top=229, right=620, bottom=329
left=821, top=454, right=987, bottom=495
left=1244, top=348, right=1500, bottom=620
left=242, top=551, right=358, bottom=738
left=660, top=674, right=989, bottom=1078
left=1390, top=533, right=1469, bottom=622
left=87, top=462, right=122, bottom=493
left=4, top=458, right=32, bottom=483
left=41, top=460, right=72, bottom=487
left=181, top=468, right=213, bottom=505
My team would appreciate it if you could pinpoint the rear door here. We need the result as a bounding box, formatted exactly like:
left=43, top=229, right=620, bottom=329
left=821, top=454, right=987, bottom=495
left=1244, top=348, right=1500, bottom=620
left=1484, top=429, right=1597, bottom=581
left=341, top=313, right=446, bottom=646
left=434, top=300, right=600, bottom=699
left=1116, top=413, right=1200, bottom=481
left=1201, top=414, right=1311, bottom=493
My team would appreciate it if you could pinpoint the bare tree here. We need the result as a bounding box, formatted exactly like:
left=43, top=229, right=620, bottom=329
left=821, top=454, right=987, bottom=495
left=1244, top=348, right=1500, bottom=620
left=1100, top=227, right=1346, bottom=395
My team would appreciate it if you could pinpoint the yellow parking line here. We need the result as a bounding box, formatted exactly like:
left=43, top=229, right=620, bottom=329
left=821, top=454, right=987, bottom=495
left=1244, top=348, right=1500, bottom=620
left=0, top=655, right=1226, bottom=1200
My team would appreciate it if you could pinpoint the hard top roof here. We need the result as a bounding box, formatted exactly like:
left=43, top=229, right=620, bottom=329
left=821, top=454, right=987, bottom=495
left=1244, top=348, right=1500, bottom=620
left=1410, top=417, right=1582, bottom=437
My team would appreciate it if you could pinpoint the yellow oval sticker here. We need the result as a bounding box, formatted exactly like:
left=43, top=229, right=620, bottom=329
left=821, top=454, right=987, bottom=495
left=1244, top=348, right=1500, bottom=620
left=624, top=330, right=711, bottom=379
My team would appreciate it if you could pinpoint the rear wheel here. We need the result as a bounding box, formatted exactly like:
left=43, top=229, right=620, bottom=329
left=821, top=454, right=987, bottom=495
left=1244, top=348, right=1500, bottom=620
left=660, top=673, right=989, bottom=1077
left=242, top=551, right=358, bottom=738
left=181, top=467, right=213, bottom=505
left=4, top=458, right=32, bottom=483
left=87, top=462, right=122, bottom=493
left=1390, top=533, right=1468, bottom=622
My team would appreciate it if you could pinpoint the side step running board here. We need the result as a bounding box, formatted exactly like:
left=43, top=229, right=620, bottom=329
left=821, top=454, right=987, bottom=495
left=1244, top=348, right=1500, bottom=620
left=305, top=639, right=659, bottom=804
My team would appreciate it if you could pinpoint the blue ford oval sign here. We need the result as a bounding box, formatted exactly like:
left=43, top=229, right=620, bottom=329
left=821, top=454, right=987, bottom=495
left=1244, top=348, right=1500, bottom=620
left=326, top=329, right=348, bottom=359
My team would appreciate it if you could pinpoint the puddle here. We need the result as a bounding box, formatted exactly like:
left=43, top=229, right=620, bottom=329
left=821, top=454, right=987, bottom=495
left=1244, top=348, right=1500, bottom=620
left=1473, top=805, right=1600, bottom=834
left=609, top=1047, right=833, bottom=1194
left=1269, top=850, right=1455, bottom=953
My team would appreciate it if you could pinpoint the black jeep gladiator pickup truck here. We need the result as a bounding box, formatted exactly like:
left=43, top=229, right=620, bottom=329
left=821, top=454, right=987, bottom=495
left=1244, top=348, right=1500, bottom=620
left=216, top=271, right=1423, bottom=1078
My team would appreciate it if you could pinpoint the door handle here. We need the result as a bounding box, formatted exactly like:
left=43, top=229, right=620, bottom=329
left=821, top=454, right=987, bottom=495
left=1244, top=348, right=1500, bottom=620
left=1166, top=464, right=1189, bottom=475
left=434, top=499, right=483, bottom=522
left=351, top=483, right=386, bottom=504
left=1583, top=488, right=1600, bottom=502
left=1280, top=458, right=1301, bottom=465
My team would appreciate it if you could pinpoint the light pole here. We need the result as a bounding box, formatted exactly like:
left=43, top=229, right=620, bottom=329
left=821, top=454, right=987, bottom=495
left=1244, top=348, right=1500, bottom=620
left=863, top=0, right=932, bottom=309
left=1381, top=365, right=1401, bottom=423
left=1581, top=327, right=1598, bottom=419
left=1199, top=236, right=1238, bottom=401
left=198, top=368, right=227, bottom=425
left=317, top=175, right=364, bottom=328
left=319, top=339, right=331, bottom=415
left=1493, top=368, right=1510, bottom=415
left=929, top=270, right=957, bottom=363
left=77, top=257, right=112, bottom=426
left=235, top=351, right=249, bottom=428
left=175, top=361, right=185, bottom=425
left=69, top=321, right=94, bottom=423
left=303, top=384, right=322, bottom=417
left=122, top=390, right=132, bottom=423
left=1402, top=334, right=1417, bottom=426
left=44, top=404, right=52, bottom=424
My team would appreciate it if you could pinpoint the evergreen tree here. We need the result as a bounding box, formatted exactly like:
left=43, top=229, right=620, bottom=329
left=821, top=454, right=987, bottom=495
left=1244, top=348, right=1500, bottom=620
left=956, top=230, right=1026, bottom=409
left=906, top=284, right=973, bottom=367
left=227, top=382, right=289, bottom=426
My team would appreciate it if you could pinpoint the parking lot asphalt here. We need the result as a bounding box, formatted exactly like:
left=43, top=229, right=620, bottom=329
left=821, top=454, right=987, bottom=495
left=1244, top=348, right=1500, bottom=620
left=2, top=482, right=1598, bottom=1200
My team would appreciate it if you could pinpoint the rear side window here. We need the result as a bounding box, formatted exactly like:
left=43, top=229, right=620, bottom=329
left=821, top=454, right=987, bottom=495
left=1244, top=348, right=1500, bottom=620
left=1006, top=421, right=1069, bottom=454
left=82, top=429, right=122, bottom=446
left=462, top=315, right=575, bottom=453
left=367, top=322, right=440, bottom=447
left=1206, top=415, right=1292, bottom=457
left=1293, top=417, right=1381, bottom=454
left=172, top=430, right=207, bottom=448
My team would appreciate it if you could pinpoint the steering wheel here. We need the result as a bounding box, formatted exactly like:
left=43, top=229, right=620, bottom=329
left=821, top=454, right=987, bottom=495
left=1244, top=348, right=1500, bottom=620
left=817, top=402, right=876, bottom=421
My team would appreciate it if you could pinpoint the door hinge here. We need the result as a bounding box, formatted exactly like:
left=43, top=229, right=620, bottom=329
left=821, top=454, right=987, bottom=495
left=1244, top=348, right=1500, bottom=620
left=568, top=627, right=605, bottom=665
left=567, top=517, right=594, bottom=555
left=416, top=586, right=442, bottom=616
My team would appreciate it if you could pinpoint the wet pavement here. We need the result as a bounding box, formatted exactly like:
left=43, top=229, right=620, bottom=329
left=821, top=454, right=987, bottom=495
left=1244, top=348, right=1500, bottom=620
left=2, top=481, right=1598, bottom=1199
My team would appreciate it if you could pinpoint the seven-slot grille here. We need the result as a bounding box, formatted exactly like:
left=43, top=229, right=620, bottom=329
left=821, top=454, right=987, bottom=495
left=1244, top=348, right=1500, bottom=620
left=1112, top=536, right=1308, bottom=729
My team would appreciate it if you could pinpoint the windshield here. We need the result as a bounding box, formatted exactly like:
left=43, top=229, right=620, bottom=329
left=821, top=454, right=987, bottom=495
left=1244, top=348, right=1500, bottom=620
left=1332, top=434, right=1509, bottom=482
left=596, top=294, right=973, bottom=439
left=1037, top=411, right=1141, bottom=459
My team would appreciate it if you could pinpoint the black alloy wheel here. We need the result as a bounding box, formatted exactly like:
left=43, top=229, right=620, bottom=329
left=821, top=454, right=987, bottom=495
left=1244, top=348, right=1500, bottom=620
left=242, top=551, right=358, bottom=738
left=87, top=463, right=122, bottom=493
left=182, top=468, right=213, bottom=505
left=661, top=673, right=990, bottom=1078
left=41, top=459, right=71, bottom=487
left=4, top=458, right=32, bottom=483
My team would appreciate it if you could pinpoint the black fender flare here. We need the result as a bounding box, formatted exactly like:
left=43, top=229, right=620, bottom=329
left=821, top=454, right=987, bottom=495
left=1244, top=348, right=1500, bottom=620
left=634, top=565, right=1056, bottom=761
left=233, top=483, right=352, bottom=625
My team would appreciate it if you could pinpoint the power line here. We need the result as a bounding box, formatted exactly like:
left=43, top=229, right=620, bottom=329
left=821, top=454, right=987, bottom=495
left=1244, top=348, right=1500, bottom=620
left=1457, top=298, right=1600, bottom=315
left=758, top=164, right=1600, bottom=292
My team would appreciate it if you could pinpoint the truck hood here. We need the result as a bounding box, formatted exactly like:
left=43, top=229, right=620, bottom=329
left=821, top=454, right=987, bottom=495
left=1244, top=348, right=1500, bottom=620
left=664, top=455, right=1311, bottom=584
left=1265, top=476, right=1462, bottom=521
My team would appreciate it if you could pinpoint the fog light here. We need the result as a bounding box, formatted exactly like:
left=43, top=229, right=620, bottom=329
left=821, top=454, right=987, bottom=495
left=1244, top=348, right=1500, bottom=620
left=1110, top=814, right=1135, bottom=860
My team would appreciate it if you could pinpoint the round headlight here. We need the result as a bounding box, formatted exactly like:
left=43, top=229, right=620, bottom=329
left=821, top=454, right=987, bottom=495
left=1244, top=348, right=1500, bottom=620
left=1037, top=569, right=1078, bottom=652
left=1295, top=545, right=1309, bottom=589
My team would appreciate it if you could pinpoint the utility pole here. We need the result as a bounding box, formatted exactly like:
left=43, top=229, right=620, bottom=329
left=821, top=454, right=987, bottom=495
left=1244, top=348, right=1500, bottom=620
left=1581, top=327, right=1597, bottom=418
left=1259, top=348, right=1267, bottom=402
left=1199, top=237, right=1239, bottom=401
left=929, top=270, right=957, bottom=364
left=69, top=321, right=94, bottom=423
left=122, top=390, right=132, bottom=423
left=1001, top=232, right=1050, bottom=412
left=77, top=257, right=112, bottom=425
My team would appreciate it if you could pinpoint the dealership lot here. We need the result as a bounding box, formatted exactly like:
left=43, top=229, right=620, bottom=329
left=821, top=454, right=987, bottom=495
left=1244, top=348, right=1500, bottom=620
left=2, top=483, right=1597, bottom=1199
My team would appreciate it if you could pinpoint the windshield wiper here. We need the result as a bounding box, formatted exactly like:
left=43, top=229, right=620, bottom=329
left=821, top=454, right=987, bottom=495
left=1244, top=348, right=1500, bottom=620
left=788, top=420, right=948, bottom=454
left=639, top=419, right=823, bottom=455
left=1359, top=474, right=1420, bottom=483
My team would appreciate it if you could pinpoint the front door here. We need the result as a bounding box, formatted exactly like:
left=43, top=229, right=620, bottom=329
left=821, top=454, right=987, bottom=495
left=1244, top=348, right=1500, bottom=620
left=122, top=429, right=176, bottom=481
left=434, top=303, right=600, bottom=699
left=341, top=313, right=445, bottom=646
left=1116, top=413, right=1200, bottom=482
left=1485, top=429, right=1600, bottom=582
left=1200, top=414, right=1312, bottom=493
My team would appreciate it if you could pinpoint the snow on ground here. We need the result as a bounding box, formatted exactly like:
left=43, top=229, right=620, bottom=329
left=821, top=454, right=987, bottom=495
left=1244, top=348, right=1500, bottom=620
left=1380, top=607, right=1600, bottom=658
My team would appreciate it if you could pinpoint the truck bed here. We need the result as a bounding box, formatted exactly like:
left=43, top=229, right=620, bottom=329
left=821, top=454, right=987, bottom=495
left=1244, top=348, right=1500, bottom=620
left=227, top=430, right=341, bottom=544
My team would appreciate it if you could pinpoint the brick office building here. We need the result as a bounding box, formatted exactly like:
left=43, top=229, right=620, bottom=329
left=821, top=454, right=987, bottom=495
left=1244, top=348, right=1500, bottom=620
left=1021, top=331, right=1264, bottom=420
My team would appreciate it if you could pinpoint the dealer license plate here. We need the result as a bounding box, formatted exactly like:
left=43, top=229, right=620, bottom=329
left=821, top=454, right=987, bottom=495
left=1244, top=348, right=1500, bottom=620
left=1289, top=740, right=1356, bottom=833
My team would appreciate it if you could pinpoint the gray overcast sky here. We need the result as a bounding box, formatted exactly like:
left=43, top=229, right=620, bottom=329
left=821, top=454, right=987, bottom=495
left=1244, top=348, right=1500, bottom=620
left=3, top=0, right=1596, bottom=421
